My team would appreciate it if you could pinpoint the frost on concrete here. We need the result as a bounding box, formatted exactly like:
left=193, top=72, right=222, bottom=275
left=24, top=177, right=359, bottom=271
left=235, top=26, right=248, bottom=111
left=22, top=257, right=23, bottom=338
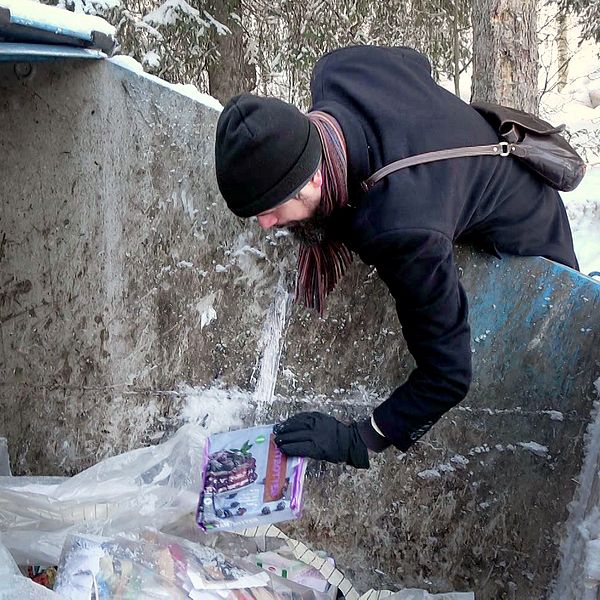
left=518, top=441, right=549, bottom=457
left=178, top=384, right=248, bottom=433
left=551, top=378, right=600, bottom=600
left=109, top=55, right=223, bottom=111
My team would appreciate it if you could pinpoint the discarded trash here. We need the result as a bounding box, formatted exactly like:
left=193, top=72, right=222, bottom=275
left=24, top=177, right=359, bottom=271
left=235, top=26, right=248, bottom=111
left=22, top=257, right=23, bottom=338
left=54, top=529, right=328, bottom=600
left=0, top=427, right=473, bottom=599
left=251, top=547, right=333, bottom=593
left=198, top=425, right=307, bottom=532
left=0, top=538, right=61, bottom=599
left=0, top=424, right=206, bottom=565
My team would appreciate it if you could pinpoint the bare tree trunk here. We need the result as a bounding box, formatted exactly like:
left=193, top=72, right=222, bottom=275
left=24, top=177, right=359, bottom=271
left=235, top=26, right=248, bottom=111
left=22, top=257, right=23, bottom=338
left=557, top=9, right=569, bottom=91
left=453, top=0, right=461, bottom=97
left=471, top=0, right=539, bottom=113
left=204, top=0, right=256, bottom=105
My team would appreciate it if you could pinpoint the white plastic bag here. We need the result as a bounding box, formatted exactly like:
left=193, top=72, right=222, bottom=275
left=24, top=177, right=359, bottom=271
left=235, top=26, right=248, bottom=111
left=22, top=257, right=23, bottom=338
left=0, top=538, right=62, bottom=599
left=0, top=424, right=206, bottom=566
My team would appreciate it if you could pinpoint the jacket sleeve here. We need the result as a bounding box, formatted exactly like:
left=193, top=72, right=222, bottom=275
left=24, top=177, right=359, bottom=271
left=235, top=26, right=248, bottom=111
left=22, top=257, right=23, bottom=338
left=360, top=228, right=472, bottom=451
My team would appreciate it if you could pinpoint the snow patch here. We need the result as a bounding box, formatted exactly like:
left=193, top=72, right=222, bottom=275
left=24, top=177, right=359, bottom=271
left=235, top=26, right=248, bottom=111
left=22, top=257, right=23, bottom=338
left=6, top=0, right=116, bottom=37
left=142, top=50, right=161, bottom=69
left=178, top=384, right=247, bottom=433
left=143, top=0, right=201, bottom=27
left=518, top=441, right=549, bottom=457
left=109, top=55, right=223, bottom=112
left=195, top=292, right=218, bottom=330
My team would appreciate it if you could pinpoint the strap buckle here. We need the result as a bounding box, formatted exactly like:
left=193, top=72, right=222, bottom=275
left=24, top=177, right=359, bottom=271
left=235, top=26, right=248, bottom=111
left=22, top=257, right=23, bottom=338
left=498, top=141, right=511, bottom=157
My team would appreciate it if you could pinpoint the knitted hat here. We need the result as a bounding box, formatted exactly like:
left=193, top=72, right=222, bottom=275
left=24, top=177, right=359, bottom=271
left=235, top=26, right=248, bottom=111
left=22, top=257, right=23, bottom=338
left=215, top=94, right=322, bottom=218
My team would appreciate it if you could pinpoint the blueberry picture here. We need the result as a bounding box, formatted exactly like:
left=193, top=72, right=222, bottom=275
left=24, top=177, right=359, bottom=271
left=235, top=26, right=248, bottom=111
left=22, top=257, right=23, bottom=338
left=236, top=507, right=247, bottom=516
left=261, top=506, right=271, bottom=515
left=276, top=501, right=286, bottom=511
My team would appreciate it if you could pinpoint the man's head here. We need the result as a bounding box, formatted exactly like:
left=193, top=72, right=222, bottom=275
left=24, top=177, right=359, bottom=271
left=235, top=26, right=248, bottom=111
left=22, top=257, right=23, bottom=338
left=215, top=94, right=322, bottom=224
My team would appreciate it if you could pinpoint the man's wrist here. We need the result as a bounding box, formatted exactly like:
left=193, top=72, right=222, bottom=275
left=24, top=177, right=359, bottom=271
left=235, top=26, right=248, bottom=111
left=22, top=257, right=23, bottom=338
left=357, top=417, right=391, bottom=453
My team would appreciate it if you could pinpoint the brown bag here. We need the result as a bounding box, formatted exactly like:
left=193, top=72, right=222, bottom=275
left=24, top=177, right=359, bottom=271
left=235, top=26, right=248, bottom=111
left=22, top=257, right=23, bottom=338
left=361, top=101, right=587, bottom=193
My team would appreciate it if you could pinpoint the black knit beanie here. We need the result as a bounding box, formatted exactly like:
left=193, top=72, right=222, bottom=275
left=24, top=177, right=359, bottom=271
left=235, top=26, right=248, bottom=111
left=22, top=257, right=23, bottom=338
left=215, top=94, right=322, bottom=218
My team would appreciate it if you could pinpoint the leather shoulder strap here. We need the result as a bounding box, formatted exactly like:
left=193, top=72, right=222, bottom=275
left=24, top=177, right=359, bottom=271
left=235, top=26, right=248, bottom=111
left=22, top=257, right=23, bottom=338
left=361, top=142, right=515, bottom=192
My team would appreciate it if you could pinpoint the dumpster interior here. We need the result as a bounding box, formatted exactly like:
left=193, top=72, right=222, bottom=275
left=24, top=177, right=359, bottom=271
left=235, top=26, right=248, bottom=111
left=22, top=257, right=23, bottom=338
left=1, top=8, right=600, bottom=600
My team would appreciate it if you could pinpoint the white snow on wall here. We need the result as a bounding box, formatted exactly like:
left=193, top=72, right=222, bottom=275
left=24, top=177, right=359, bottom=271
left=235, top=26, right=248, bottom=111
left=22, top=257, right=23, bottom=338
left=252, top=272, right=290, bottom=420
left=109, top=55, right=223, bottom=112
left=179, top=384, right=248, bottom=433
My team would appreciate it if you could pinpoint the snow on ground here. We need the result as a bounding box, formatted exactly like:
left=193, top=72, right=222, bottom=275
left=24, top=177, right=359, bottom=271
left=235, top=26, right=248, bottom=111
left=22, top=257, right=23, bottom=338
left=562, top=167, right=600, bottom=277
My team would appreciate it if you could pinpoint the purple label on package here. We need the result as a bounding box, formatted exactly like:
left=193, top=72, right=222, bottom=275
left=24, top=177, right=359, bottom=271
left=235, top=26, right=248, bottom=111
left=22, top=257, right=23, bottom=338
left=197, top=424, right=307, bottom=532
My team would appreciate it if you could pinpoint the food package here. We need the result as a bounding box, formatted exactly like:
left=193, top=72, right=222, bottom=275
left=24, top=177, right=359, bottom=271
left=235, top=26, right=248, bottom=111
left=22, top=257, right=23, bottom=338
left=197, top=425, right=307, bottom=532
left=251, top=548, right=333, bottom=593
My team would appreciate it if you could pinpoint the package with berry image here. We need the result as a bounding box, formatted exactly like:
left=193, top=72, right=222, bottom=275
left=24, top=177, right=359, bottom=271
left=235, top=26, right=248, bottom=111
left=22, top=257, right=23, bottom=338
left=197, top=425, right=307, bottom=532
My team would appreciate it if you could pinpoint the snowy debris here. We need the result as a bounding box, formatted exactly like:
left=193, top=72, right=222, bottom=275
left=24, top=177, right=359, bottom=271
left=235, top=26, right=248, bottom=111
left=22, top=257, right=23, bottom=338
left=203, top=10, right=231, bottom=35
left=438, top=463, right=456, bottom=473
left=417, top=469, right=442, bottom=480
left=215, top=264, right=227, bottom=273
left=143, top=0, right=202, bottom=27
left=450, top=454, right=470, bottom=467
left=178, top=384, right=247, bottom=433
left=176, top=260, right=193, bottom=269
left=518, top=441, right=549, bottom=457
left=469, top=445, right=490, bottom=455
left=58, top=0, right=120, bottom=16
left=142, top=50, right=161, bottom=69
left=194, top=292, right=217, bottom=330
left=233, top=245, right=267, bottom=260
left=544, top=410, right=564, bottom=421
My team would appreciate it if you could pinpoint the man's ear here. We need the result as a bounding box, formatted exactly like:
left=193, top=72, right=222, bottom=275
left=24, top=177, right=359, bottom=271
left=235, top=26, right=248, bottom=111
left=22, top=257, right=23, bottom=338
left=312, top=168, right=323, bottom=189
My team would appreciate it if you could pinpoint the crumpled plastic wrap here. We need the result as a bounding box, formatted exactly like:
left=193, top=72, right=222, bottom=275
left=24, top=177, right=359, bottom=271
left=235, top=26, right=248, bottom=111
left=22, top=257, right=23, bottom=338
left=0, top=424, right=206, bottom=566
left=0, top=537, right=61, bottom=599
left=53, top=528, right=329, bottom=600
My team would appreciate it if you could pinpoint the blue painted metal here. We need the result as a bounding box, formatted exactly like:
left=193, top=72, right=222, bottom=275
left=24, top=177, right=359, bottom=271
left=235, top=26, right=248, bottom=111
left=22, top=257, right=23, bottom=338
left=0, top=42, right=105, bottom=62
left=0, top=2, right=115, bottom=53
left=457, top=248, right=600, bottom=410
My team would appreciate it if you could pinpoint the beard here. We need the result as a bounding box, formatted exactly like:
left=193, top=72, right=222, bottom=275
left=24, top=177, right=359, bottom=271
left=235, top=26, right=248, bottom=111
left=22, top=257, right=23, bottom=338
left=288, top=204, right=331, bottom=246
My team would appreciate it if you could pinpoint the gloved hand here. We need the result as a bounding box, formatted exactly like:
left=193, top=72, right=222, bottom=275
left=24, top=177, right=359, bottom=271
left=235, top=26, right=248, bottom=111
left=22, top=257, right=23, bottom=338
left=273, top=412, right=370, bottom=469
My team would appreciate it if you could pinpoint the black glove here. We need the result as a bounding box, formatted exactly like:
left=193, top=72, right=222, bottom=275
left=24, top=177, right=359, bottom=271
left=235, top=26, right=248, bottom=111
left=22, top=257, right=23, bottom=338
left=273, top=412, right=370, bottom=469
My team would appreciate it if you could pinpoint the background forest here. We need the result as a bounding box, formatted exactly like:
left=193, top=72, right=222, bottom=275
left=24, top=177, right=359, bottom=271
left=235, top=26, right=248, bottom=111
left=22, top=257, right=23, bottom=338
left=45, top=0, right=599, bottom=113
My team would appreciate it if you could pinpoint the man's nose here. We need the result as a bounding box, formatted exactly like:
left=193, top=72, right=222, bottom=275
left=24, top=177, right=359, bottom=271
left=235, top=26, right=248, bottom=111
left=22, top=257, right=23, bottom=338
left=257, top=214, right=277, bottom=229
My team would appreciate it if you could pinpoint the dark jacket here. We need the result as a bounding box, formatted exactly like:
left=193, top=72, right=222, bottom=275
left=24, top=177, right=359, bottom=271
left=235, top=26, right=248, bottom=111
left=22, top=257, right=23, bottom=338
left=309, top=45, right=578, bottom=451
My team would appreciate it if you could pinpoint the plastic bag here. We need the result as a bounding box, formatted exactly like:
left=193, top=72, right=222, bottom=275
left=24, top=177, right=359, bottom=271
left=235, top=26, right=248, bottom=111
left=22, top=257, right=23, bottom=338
left=0, top=538, right=61, bottom=599
left=0, top=424, right=206, bottom=566
left=197, top=425, right=307, bottom=532
left=54, top=529, right=327, bottom=600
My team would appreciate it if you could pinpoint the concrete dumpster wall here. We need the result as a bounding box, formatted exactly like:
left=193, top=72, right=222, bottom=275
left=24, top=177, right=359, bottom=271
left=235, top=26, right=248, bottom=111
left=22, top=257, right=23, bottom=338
left=1, top=58, right=600, bottom=599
